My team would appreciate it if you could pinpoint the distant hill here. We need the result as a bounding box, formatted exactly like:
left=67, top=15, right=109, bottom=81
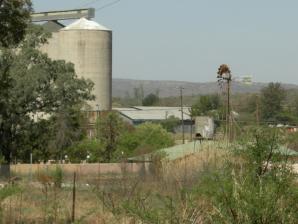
left=112, top=79, right=298, bottom=98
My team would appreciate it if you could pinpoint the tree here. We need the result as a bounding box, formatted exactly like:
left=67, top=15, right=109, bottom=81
left=260, top=82, right=286, bottom=121
left=48, top=104, right=90, bottom=161
left=117, top=122, right=174, bottom=158
left=65, top=138, right=103, bottom=163
left=14, top=119, right=54, bottom=163
left=96, top=112, right=126, bottom=162
left=0, top=0, right=32, bottom=47
left=142, top=93, right=159, bottom=106
left=246, top=93, right=259, bottom=113
left=293, top=96, right=298, bottom=116
left=0, top=25, right=94, bottom=164
left=133, top=123, right=174, bottom=154
left=160, top=115, right=180, bottom=132
left=191, top=94, right=221, bottom=116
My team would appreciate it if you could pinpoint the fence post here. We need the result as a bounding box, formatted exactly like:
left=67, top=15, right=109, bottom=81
left=30, top=153, right=32, bottom=181
left=71, top=172, right=76, bottom=223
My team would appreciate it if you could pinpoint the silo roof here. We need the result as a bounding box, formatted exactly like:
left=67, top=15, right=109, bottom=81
left=62, top=18, right=111, bottom=31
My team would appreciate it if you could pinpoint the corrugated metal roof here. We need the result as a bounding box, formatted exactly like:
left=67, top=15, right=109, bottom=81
left=116, top=107, right=191, bottom=121
left=113, top=107, right=139, bottom=111
left=132, top=106, right=189, bottom=111
left=62, top=18, right=111, bottom=31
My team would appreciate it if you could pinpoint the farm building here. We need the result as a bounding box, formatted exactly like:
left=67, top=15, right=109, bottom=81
left=194, top=116, right=215, bottom=139
left=114, top=106, right=194, bottom=133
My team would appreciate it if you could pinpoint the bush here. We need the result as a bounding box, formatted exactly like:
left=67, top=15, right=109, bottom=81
left=133, top=122, right=174, bottom=153
left=160, top=115, right=180, bottom=133
left=51, top=166, right=63, bottom=188
left=196, top=128, right=298, bottom=224
left=117, top=122, right=174, bottom=158
left=65, top=139, right=103, bottom=163
left=0, top=186, right=20, bottom=220
left=66, top=120, right=174, bottom=162
left=285, top=131, right=298, bottom=152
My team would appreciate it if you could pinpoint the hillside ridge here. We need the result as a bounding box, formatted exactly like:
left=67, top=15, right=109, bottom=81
left=112, top=78, right=298, bottom=98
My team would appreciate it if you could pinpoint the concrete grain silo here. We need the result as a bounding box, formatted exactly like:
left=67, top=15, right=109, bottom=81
left=41, top=17, right=112, bottom=111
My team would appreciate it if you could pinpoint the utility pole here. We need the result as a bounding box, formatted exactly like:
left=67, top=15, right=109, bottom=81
left=96, top=104, right=100, bottom=119
left=190, top=114, right=193, bottom=142
left=180, top=87, right=185, bottom=144
left=227, top=78, right=232, bottom=141
left=71, top=172, right=77, bottom=223
left=256, top=95, right=260, bottom=125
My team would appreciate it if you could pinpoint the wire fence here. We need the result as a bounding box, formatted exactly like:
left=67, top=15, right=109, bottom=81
left=0, top=162, right=153, bottom=183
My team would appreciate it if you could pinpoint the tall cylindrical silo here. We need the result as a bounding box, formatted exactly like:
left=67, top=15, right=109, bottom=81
left=43, top=18, right=112, bottom=110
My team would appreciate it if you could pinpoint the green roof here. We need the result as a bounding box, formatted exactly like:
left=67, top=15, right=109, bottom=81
left=128, top=141, right=298, bottom=162
left=128, top=141, right=225, bottom=162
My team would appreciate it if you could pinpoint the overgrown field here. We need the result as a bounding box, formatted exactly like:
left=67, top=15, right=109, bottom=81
left=0, top=130, right=297, bottom=224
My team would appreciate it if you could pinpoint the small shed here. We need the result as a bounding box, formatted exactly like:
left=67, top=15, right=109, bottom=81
left=195, top=116, right=215, bottom=139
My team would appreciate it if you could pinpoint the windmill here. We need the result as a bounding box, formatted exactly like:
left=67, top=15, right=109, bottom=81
left=217, top=64, right=233, bottom=142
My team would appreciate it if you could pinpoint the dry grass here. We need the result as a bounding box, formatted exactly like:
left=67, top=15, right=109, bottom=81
left=0, top=142, right=229, bottom=223
left=162, top=141, right=229, bottom=183
left=0, top=181, right=124, bottom=223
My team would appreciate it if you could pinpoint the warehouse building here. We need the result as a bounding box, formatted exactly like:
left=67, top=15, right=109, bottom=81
left=114, top=106, right=194, bottom=133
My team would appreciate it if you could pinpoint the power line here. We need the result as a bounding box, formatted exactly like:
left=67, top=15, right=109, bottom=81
left=77, top=0, right=121, bottom=12
left=180, top=86, right=185, bottom=144
left=95, top=0, right=121, bottom=11
left=80, top=0, right=105, bottom=8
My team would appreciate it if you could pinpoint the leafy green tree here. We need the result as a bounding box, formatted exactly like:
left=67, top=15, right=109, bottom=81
left=67, top=116, right=174, bottom=162
left=274, top=111, right=298, bottom=124
left=160, top=115, right=180, bottom=132
left=13, top=105, right=90, bottom=163
left=14, top=119, right=54, bottom=163
left=260, top=82, right=286, bottom=121
left=191, top=94, right=221, bottom=116
left=96, top=112, right=126, bottom=161
left=117, top=122, right=174, bottom=158
left=0, top=25, right=94, bottom=163
left=133, top=123, right=174, bottom=154
left=246, top=93, right=259, bottom=113
left=142, top=93, right=160, bottom=106
left=47, top=106, right=89, bottom=161
left=0, top=0, right=32, bottom=47
left=117, top=130, right=140, bottom=157
left=293, top=96, right=298, bottom=116
left=65, top=138, right=103, bottom=163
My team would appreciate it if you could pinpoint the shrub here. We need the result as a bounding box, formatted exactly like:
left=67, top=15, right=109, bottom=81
left=65, top=138, right=103, bottom=163
left=134, top=122, right=174, bottom=152
left=196, top=128, right=298, bottom=224
left=51, top=166, right=63, bottom=188
left=117, top=122, right=174, bottom=158
left=285, top=131, right=298, bottom=152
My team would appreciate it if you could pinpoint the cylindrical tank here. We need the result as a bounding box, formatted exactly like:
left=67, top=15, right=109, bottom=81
left=42, top=18, right=112, bottom=110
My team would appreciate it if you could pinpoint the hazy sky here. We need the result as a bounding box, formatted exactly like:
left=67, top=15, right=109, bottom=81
left=32, top=0, right=298, bottom=84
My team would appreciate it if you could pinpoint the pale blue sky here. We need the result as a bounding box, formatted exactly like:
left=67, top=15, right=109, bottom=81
left=32, top=0, right=298, bottom=84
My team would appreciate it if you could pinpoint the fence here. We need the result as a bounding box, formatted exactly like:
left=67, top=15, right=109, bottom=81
left=0, top=162, right=154, bottom=181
